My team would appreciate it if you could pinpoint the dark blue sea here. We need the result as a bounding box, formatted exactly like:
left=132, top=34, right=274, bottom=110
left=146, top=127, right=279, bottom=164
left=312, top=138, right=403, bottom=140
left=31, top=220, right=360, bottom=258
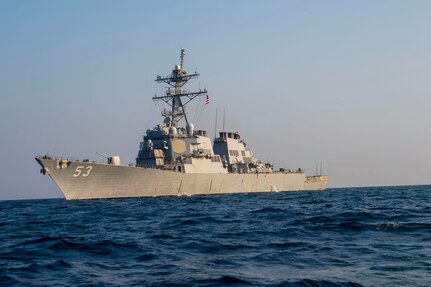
left=1, top=186, right=430, bottom=287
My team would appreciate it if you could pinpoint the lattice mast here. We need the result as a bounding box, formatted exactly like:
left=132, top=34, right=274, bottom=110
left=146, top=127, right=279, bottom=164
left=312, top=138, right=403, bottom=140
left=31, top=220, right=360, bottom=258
left=153, top=49, right=208, bottom=128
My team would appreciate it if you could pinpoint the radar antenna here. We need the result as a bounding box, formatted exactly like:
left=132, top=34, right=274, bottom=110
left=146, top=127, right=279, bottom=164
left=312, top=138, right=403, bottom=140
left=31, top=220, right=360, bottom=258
left=152, top=49, right=208, bottom=128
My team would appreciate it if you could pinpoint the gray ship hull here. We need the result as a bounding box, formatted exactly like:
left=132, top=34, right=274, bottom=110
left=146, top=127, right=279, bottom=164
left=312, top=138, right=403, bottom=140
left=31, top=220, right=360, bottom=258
left=36, top=157, right=328, bottom=200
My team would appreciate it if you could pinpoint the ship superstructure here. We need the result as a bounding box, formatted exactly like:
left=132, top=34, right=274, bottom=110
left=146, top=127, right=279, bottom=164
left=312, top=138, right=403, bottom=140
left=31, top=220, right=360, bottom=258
left=135, top=49, right=275, bottom=175
left=136, top=49, right=225, bottom=173
left=35, top=50, right=328, bottom=200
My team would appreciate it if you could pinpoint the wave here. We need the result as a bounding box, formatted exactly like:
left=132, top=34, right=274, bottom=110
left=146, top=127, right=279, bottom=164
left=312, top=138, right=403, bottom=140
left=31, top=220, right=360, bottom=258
left=273, top=279, right=364, bottom=287
left=193, top=275, right=252, bottom=286
left=0, top=274, right=20, bottom=286
left=6, top=259, right=73, bottom=273
left=251, top=207, right=286, bottom=214
left=1, top=185, right=430, bottom=286
left=45, top=238, right=142, bottom=257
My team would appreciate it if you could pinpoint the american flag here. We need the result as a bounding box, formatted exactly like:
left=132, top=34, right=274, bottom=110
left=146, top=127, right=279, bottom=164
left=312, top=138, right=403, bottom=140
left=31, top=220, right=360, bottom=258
left=204, top=95, right=210, bottom=105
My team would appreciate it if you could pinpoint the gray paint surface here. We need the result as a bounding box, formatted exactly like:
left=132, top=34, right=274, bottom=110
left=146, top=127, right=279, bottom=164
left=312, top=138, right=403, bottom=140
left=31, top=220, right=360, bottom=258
left=36, top=157, right=328, bottom=200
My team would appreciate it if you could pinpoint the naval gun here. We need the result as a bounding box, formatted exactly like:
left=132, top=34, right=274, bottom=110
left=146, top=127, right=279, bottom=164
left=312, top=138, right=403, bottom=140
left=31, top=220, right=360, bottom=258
left=96, top=152, right=121, bottom=165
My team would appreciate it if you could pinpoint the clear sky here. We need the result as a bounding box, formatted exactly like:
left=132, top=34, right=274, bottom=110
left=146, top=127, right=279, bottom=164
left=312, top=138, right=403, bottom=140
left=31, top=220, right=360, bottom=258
left=1, top=0, right=430, bottom=200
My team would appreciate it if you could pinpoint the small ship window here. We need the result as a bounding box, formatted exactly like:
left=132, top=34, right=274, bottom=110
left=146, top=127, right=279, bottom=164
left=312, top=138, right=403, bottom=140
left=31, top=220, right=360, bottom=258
left=212, top=156, right=221, bottom=162
left=241, top=151, right=246, bottom=156
left=229, top=150, right=240, bottom=156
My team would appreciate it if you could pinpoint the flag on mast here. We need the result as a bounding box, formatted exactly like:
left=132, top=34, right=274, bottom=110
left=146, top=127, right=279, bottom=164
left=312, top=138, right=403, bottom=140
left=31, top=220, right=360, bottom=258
left=204, top=95, right=210, bottom=105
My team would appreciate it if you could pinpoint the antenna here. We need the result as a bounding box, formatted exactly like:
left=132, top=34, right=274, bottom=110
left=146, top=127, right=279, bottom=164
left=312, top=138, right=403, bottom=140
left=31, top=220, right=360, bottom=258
left=223, top=108, right=226, bottom=132
left=320, top=161, right=323, bottom=176
left=214, top=108, right=218, bottom=140
left=316, top=162, right=318, bottom=176
left=180, top=49, right=185, bottom=69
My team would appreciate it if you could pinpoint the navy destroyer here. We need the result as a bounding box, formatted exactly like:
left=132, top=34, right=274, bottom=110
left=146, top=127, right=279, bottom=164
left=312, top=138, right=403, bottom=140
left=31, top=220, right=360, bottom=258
left=36, top=50, right=328, bottom=200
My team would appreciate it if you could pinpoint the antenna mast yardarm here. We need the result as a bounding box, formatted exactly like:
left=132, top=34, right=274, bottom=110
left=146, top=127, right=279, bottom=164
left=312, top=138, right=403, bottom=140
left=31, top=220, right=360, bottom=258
left=152, top=49, right=208, bottom=128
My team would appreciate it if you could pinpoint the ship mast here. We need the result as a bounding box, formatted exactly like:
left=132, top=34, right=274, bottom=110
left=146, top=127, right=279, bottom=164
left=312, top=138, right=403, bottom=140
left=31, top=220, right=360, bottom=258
left=153, top=49, right=208, bottom=128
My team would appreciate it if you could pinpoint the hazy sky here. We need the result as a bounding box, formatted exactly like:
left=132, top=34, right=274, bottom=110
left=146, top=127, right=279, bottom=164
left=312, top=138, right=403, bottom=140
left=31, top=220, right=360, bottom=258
left=1, top=0, right=430, bottom=200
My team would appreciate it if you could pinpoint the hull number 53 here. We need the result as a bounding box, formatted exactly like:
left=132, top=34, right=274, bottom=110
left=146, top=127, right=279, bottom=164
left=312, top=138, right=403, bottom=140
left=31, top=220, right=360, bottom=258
left=73, top=166, right=93, bottom=177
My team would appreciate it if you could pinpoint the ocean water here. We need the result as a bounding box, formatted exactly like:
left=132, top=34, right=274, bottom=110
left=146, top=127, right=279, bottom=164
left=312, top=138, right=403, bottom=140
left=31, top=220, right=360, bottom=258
left=0, top=186, right=430, bottom=287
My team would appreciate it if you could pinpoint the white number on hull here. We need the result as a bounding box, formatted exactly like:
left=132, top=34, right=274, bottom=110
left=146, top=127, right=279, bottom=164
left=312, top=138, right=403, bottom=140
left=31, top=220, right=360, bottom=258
left=73, top=166, right=93, bottom=177
left=82, top=166, right=92, bottom=177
